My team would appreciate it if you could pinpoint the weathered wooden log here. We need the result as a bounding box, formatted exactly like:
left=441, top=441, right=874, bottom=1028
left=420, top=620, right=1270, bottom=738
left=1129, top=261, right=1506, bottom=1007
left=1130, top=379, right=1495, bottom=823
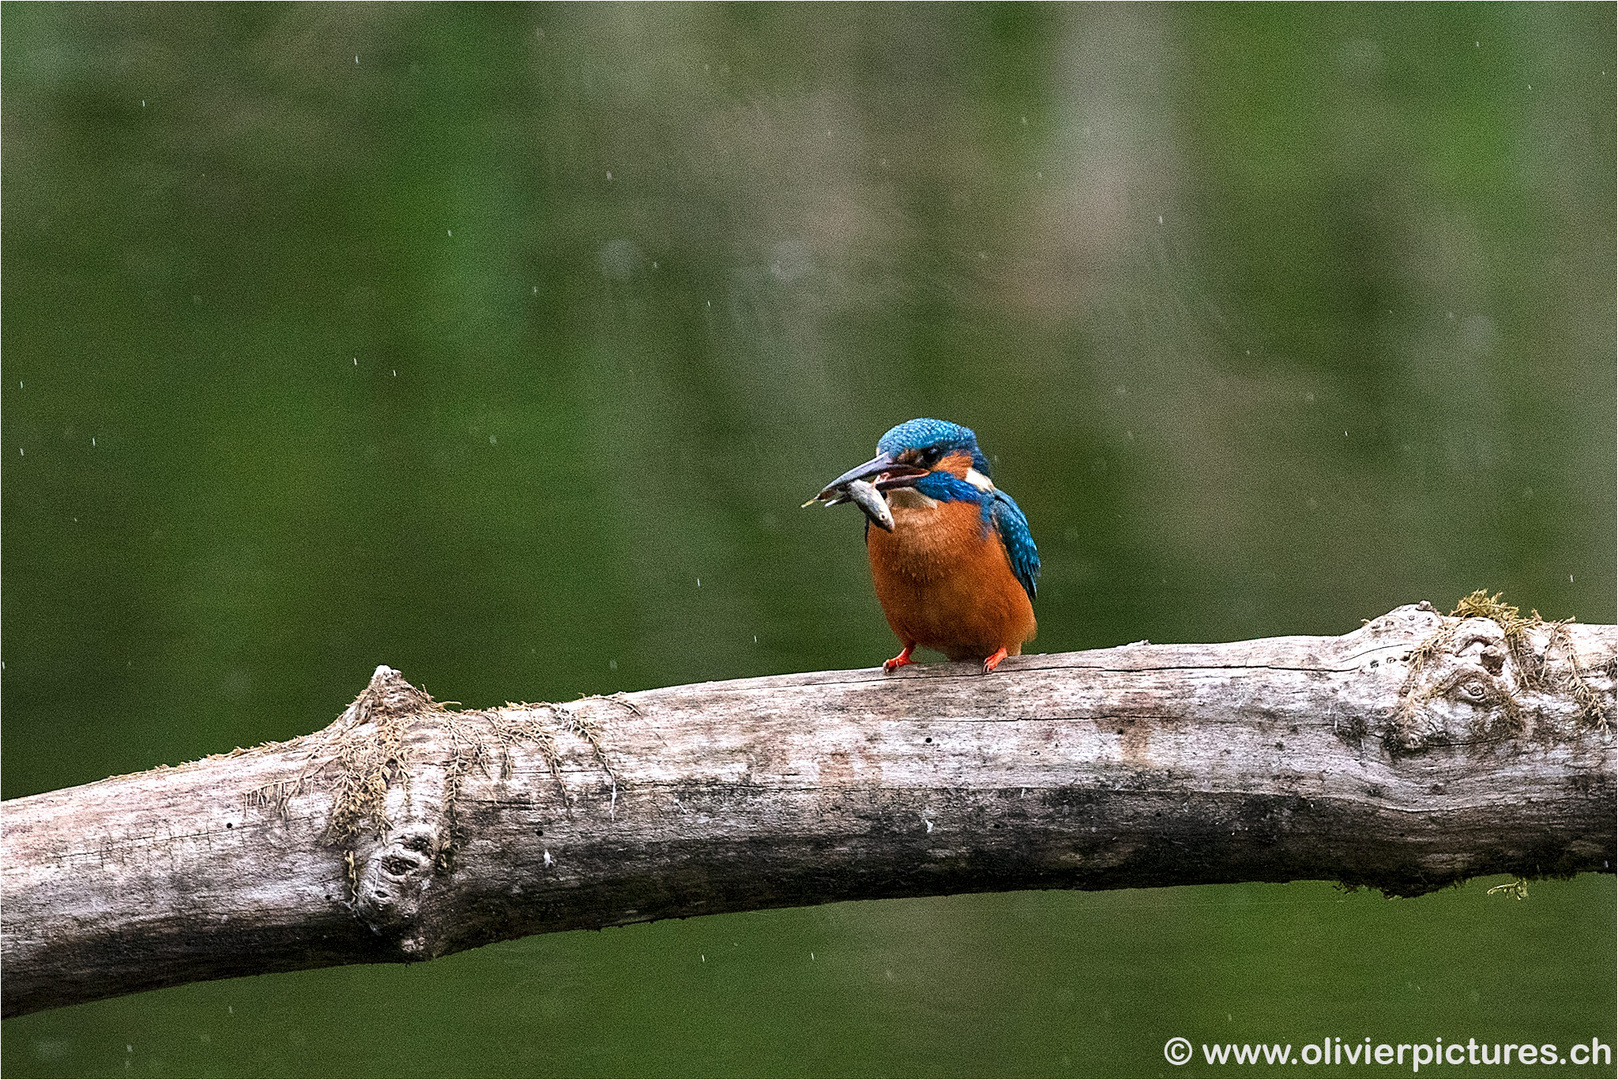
left=3, top=602, right=1613, bottom=1017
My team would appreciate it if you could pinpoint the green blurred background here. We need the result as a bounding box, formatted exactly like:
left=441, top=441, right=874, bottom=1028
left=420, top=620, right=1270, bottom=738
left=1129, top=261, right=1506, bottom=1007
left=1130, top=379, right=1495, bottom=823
left=3, top=3, right=1613, bottom=1077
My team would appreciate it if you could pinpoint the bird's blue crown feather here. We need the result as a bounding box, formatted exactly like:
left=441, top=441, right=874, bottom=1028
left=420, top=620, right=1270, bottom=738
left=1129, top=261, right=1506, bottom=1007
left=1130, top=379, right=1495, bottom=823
left=877, top=418, right=992, bottom=477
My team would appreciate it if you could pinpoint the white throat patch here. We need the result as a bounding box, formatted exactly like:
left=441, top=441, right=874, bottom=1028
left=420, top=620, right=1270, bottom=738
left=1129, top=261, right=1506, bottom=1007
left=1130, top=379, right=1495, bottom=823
left=964, top=467, right=995, bottom=493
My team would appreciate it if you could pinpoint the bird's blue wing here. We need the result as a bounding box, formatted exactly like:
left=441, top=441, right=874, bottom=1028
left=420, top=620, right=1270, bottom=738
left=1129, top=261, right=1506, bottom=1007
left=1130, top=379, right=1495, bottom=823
left=990, top=490, right=1040, bottom=602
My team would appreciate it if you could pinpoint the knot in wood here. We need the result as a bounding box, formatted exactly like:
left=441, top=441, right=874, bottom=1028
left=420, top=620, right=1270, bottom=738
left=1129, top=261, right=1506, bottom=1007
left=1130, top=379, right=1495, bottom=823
left=320, top=672, right=625, bottom=957
left=352, top=823, right=445, bottom=955
left=1393, top=613, right=1617, bottom=751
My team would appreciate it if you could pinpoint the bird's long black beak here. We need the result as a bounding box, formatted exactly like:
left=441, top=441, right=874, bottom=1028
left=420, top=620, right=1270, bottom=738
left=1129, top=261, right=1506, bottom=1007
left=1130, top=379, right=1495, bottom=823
left=803, top=452, right=929, bottom=506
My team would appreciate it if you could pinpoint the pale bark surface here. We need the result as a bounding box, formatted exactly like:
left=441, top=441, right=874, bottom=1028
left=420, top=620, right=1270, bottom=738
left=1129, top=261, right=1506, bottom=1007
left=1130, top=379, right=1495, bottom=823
left=3, top=603, right=1614, bottom=1017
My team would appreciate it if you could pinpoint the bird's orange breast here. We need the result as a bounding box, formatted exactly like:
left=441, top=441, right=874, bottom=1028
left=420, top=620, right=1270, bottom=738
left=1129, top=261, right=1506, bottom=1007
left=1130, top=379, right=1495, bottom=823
left=865, top=498, right=1037, bottom=662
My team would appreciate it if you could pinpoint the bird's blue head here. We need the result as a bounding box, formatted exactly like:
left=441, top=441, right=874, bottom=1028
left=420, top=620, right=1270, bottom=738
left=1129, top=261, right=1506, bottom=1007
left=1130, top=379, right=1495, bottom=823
left=807, top=417, right=996, bottom=511
left=876, top=418, right=992, bottom=479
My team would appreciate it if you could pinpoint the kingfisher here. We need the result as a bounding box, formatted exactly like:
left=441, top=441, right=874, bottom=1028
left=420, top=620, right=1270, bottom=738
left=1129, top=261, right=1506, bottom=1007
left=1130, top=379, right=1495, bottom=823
left=806, top=418, right=1040, bottom=674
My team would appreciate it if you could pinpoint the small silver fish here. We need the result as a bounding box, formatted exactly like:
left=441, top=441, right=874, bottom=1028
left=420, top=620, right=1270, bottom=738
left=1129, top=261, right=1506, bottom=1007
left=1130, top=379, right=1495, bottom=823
left=840, top=477, right=894, bottom=531
left=801, top=475, right=896, bottom=531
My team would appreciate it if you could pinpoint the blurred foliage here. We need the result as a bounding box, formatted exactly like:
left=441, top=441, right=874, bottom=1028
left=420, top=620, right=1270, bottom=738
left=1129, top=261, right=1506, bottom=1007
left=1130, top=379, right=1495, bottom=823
left=2, top=4, right=1613, bottom=1076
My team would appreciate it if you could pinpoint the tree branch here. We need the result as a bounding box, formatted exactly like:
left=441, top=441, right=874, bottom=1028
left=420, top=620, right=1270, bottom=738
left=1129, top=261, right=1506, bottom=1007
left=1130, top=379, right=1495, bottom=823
left=4, top=603, right=1614, bottom=1017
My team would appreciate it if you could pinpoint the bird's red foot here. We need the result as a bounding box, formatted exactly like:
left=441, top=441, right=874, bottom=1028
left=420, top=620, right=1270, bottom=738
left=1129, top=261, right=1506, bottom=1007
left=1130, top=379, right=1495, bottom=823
left=982, top=647, right=1009, bottom=674
left=882, top=644, right=917, bottom=673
